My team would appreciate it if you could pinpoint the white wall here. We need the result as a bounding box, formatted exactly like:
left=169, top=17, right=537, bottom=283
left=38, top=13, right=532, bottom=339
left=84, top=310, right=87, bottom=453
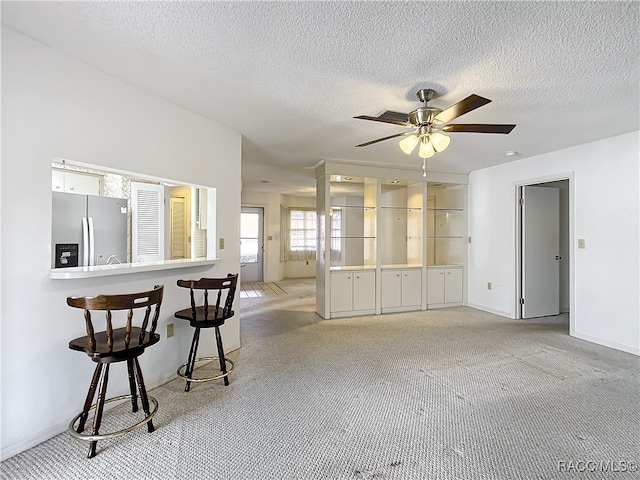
left=468, top=131, right=639, bottom=355
left=1, top=28, right=242, bottom=459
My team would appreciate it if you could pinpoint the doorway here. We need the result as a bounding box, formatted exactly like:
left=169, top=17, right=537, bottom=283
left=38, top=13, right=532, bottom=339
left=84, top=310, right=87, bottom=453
left=170, top=196, right=188, bottom=259
left=240, top=207, right=264, bottom=282
left=517, top=178, right=571, bottom=321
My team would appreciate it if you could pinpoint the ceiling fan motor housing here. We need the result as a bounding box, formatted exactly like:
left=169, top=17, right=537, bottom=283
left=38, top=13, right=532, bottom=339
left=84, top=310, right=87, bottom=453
left=409, top=107, right=442, bottom=127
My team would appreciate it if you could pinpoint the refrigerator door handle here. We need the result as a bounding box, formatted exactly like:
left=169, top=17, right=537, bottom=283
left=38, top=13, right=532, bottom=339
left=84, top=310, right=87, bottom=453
left=88, top=217, right=95, bottom=266
left=82, top=217, right=90, bottom=266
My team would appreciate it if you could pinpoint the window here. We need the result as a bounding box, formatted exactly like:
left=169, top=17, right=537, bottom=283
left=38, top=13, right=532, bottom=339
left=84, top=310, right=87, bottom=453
left=281, top=207, right=316, bottom=261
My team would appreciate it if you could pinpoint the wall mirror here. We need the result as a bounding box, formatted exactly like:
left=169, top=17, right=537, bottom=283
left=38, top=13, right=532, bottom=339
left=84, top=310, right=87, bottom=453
left=51, top=159, right=216, bottom=270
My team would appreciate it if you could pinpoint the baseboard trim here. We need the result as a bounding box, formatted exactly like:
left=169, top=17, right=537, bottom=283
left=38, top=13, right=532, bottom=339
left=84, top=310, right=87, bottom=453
left=466, top=303, right=512, bottom=318
left=1, top=419, right=70, bottom=461
left=572, top=332, right=639, bottom=356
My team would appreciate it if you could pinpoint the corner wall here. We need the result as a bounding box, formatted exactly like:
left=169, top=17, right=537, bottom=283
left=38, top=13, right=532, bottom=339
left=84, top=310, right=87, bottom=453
left=1, top=28, right=242, bottom=459
left=468, top=131, right=639, bottom=355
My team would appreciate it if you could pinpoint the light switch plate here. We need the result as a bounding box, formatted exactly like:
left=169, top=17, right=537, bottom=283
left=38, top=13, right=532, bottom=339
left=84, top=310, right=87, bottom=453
left=578, top=239, right=586, bottom=249
left=219, top=238, right=225, bottom=249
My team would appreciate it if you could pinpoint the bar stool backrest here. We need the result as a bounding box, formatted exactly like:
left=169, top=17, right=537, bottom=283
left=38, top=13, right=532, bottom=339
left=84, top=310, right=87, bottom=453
left=67, top=285, right=164, bottom=355
left=176, top=274, right=237, bottom=323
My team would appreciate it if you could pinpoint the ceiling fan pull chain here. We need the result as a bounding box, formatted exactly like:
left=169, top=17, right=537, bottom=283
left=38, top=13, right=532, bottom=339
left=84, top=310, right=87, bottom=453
left=422, top=158, right=427, bottom=177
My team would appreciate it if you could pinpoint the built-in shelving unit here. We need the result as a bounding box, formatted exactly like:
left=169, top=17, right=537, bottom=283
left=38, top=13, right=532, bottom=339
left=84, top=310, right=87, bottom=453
left=426, top=182, right=466, bottom=308
left=316, top=162, right=467, bottom=319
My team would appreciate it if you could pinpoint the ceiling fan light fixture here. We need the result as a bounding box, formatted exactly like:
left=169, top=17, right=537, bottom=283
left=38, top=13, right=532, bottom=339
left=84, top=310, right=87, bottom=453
left=418, top=139, right=435, bottom=159
left=399, top=134, right=419, bottom=154
left=430, top=132, right=451, bottom=152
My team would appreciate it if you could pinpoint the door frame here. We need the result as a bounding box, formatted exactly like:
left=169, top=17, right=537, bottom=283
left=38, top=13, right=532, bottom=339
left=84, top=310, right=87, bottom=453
left=240, top=205, right=265, bottom=282
left=514, top=173, right=575, bottom=334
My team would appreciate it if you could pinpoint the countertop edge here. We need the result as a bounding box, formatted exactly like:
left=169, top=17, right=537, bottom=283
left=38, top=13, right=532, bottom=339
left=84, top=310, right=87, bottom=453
left=50, top=258, right=221, bottom=279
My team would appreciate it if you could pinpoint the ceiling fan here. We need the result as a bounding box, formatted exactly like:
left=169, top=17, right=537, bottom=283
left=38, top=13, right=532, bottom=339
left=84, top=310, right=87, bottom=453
left=354, top=88, right=516, bottom=174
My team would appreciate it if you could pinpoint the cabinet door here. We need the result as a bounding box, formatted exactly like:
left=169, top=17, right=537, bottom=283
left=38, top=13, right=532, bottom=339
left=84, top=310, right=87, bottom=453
left=52, top=170, right=65, bottom=192
left=381, top=270, right=402, bottom=308
left=331, top=272, right=353, bottom=312
left=353, top=271, right=375, bottom=310
left=427, top=268, right=445, bottom=304
left=444, top=268, right=463, bottom=303
left=64, top=171, right=101, bottom=195
left=401, top=269, right=422, bottom=306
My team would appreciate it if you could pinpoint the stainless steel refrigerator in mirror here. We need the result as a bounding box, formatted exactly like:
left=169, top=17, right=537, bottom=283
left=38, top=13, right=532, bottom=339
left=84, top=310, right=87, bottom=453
left=52, top=192, right=128, bottom=268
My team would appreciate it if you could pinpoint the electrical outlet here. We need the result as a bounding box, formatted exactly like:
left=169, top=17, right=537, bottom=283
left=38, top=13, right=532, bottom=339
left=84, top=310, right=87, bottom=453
left=219, top=237, right=225, bottom=249
left=578, top=239, right=586, bottom=249
left=487, top=282, right=492, bottom=290
left=166, top=323, right=174, bottom=338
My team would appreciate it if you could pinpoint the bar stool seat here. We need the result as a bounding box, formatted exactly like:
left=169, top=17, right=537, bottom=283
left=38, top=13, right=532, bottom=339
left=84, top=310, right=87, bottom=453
left=174, top=274, right=238, bottom=392
left=67, top=285, right=164, bottom=458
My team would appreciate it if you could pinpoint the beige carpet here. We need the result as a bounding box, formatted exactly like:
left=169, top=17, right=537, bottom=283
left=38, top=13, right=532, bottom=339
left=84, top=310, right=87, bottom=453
left=2, top=278, right=638, bottom=479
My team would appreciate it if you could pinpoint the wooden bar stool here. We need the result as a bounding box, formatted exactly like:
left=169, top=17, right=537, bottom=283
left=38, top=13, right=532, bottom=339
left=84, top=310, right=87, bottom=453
left=174, top=274, right=238, bottom=392
left=67, top=285, right=164, bottom=458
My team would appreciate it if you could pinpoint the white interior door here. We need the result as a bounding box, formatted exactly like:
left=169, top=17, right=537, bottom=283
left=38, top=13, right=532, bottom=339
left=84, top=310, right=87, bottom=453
left=131, top=182, right=165, bottom=263
left=522, top=186, right=560, bottom=318
left=240, top=207, right=264, bottom=282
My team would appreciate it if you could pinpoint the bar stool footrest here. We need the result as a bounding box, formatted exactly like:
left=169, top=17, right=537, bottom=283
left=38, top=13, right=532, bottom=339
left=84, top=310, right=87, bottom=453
left=177, top=356, right=234, bottom=383
left=68, top=394, right=158, bottom=442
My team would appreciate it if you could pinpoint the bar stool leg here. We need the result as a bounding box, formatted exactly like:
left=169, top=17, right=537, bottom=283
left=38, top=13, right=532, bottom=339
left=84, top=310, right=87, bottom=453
left=126, top=359, right=139, bottom=413
left=133, top=358, right=154, bottom=433
left=88, top=363, right=110, bottom=458
left=184, top=327, right=201, bottom=392
left=214, top=326, right=229, bottom=386
left=77, top=363, right=103, bottom=433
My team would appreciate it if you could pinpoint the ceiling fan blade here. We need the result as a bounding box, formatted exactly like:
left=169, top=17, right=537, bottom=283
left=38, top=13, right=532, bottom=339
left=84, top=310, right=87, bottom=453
left=377, top=110, right=410, bottom=124
left=354, top=115, right=411, bottom=127
left=442, top=124, right=516, bottom=134
left=434, top=94, right=492, bottom=124
left=355, top=132, right=408, bottom=147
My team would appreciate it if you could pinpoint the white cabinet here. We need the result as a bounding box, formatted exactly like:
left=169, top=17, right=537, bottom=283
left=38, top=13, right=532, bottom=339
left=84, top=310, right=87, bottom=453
left=330, top=270, right=375, bottom=316
left=427, top=267, right=463, bottom=307
left=402, top=270, right=422, bottom=306
left=330, top=272, right=353, bottom=312
left=381, top=268, right=422, bottom=312
left=52, top=169, right=101, bottom=195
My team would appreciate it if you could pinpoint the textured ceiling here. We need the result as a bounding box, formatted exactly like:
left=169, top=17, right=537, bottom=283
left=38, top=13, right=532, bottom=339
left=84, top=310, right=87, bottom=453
left=2, top=1, right=639, bottom=195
